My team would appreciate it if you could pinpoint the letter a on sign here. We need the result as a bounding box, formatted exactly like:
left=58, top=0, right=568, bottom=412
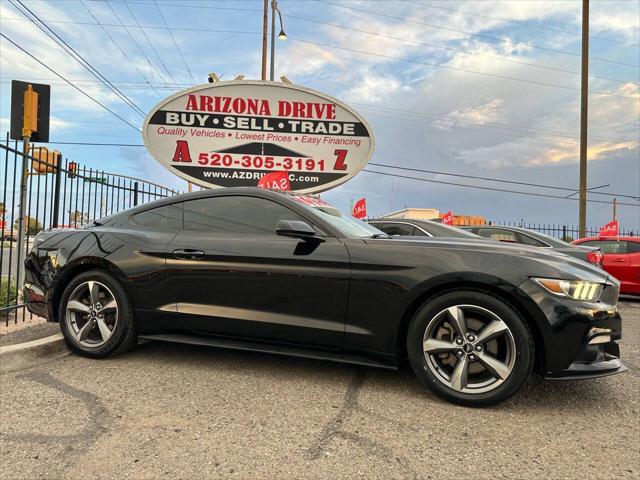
left=352, top=198, right=367, bottom=219
left=172, top=140, right=191, bottom=162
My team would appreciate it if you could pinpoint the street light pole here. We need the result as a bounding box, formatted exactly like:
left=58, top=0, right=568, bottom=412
left=578, top=0, right=589, bottom=237
left=270, top=0, right=287, bottom=81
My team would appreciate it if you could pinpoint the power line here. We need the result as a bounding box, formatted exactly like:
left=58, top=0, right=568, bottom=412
left=8, top=0, right=146, bottom=116
left=4, top=11, right=637, bottom=87
left=367, top=162, right=640, bottom=200
left=287, top=36, right=638, bottom=100
left=103, top=0, right=172, bottom=87
left=0, top=32, right=141, bottom=132
left=285, top=13, right=637, bottom=86
left=362, top=169, right=639, bottom=207
left=153, top=0, right=195, bottom=83
left=122, top=0, right=177, bottom=84
left=317, top=0, right=640, bottom=69
left=402, top=0, right=640, bottom=47
left=9, top=134, right=636, bottom=203
left=352, top=103, right=634, bottom=144
left=79, top=0, right=162, bottom=97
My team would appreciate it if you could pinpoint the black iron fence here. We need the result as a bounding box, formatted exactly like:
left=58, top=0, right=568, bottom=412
left=1, top=134, right=180, bottom=326
left=482, top=220, right=635, bottom=242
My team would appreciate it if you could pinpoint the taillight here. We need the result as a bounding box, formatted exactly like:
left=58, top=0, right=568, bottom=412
left=587, top=250, right=603, bottom=268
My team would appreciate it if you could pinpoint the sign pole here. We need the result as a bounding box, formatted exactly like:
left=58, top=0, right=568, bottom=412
left=16, top=84, right=39, bottom=296
left=15, top=134, right=30, bottom=296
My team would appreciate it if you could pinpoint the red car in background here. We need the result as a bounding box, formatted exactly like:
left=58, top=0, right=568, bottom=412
left=572, top=237, right=640, bottom=296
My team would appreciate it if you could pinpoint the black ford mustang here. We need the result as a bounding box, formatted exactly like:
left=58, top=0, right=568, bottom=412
left=24, top=188, right=626, bottom=406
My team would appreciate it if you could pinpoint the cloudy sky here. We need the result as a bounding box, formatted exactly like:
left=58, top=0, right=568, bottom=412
left=1, top=0, right=639, bottom=230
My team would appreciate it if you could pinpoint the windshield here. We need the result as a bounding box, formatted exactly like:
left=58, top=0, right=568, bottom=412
left=291, top=196, right=385, bottom=238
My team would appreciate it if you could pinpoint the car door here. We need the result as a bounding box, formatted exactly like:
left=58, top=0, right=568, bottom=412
left=624, top=241, right=640, bottom=293
left=591, top=240, right=629, bottom=282
left=165, top=194, right=350, bottom=348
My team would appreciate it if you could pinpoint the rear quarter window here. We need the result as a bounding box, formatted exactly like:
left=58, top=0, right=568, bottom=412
left=132, top=204, right=183, bottom=230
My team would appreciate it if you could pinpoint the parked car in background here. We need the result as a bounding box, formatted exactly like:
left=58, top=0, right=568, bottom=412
left=572, top=237, right=640, bottom=296
left=367, top=218, right=481, bottom=239
left=23, top=188, right=625, bottom=407
left=461, top=225, right=603, bottom=268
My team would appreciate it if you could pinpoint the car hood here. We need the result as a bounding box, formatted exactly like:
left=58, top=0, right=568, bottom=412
left=364, top=235, right=612, bottom=284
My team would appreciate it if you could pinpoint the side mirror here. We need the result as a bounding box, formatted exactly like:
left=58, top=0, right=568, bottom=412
left=276, top=219, right=317, bottom=239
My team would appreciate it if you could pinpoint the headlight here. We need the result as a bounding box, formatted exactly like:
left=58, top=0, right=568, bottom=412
left=533, top=278, right=604, bottom=301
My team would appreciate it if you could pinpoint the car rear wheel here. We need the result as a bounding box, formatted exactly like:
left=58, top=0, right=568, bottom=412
left=407, top=290, right=534, bottom=407
left=59, top=269, right=137, bottom=358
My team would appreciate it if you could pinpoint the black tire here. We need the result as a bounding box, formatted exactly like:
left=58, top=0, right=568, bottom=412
left=407, top=289, right=534, bottom=407
left=58, top=269, right=137, bottom=358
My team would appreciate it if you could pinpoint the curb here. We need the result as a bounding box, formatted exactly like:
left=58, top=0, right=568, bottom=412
left=0, top=333, right=70, bottom=373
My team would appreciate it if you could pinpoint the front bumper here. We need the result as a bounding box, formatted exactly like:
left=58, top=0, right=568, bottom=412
left=519, top=279, right=626, bottom=379
left=543, top=341, right=628, bottom=380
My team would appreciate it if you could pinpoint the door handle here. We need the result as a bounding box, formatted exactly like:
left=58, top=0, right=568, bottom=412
left=173, top=248, right=205, bottom=260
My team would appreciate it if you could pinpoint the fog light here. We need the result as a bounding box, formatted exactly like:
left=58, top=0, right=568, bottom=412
left=588, top=326, right=613, bottom=345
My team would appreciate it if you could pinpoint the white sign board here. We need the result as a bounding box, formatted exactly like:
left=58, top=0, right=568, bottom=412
left=142, top=80, right=374, bottom=193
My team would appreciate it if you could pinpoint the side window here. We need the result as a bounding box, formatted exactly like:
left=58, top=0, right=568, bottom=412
left=577, top=240, right=599, bottom=248
left=516, top=233, right=547, bottom=247
left=626, top=241, right=640, bottom=254
left=379, top=223, right=416, bottom=236
left=183, top=196, right=305, bottom=236
left=477, top=228, right=518, bottom=243
left=132, top=204, right=182, bottom=230
left=596, top=241, right=627, bottom=254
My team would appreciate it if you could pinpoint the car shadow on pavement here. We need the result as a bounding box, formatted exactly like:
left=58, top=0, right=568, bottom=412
left=125, top=340, right=626, bottom=413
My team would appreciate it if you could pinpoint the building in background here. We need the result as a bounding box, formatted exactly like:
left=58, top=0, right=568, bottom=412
left=382, top=208, right=486, bottom=226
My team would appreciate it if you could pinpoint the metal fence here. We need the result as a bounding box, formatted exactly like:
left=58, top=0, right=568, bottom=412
left=1, top=134, right=180, bottom=326
left=483, top=220, right=636, bottom=241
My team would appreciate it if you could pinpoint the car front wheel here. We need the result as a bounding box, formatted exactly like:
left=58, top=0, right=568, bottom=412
left=58, top=269, right=137, bottom=358
left=407, top=290, right=534, bottom=407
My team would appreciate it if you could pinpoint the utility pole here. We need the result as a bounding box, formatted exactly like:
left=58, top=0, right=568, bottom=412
left=612, top=197, right=617, bottom=221
left=261, top=0, right=268, bottom=80
left=578, top=0, right=589, bottom=237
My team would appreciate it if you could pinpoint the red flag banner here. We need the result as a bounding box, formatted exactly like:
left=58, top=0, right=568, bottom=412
left=441, top=210, right=454, bottom=225
left=257, top=171, right=291, bottom=191
left=352, top=198, right=367, bottom=219
left=599, top=220, right=619, bottom=237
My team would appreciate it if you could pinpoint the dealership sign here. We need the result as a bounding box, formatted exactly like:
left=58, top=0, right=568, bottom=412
left=142, top=80, right=375, bottom=193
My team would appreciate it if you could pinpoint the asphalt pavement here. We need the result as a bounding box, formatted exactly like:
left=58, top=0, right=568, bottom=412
left=1, top=301, right=638, bottom=480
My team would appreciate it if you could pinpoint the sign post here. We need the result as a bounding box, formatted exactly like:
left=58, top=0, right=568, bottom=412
left=10, top=80, right=50, bottom=295
left=142, top=80, right=374, bottom=194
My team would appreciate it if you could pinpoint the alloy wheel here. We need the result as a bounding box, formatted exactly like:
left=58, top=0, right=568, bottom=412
left=422, top=304, right=516, bottom=394
left=65, top=280, right=118, bottom=348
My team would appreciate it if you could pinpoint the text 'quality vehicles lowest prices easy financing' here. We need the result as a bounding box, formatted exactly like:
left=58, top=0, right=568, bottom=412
left=24, top=188, right=626, bottom=407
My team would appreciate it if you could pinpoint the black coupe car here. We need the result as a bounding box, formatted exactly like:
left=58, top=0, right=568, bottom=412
left=24, top=188, right=626, bottom=407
